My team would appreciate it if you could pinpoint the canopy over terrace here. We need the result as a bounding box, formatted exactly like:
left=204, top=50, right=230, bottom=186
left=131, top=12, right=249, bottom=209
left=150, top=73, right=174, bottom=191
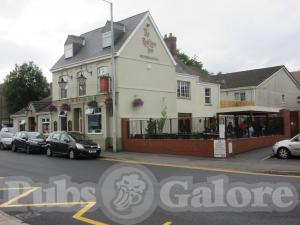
left=217, top=106, right=283, bottom=139
left=217, top=105, right=280, bottom=116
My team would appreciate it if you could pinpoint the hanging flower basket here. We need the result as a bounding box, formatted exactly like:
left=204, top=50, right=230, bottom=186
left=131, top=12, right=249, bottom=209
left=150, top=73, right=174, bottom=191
left=105, top=97, right=113, bottom=109
left=48, top=104, right=57, bottom=112
left=87, top=100, right=98, bottom=108
left=132, top=98, right=144, bottom=107
left=60, top=103, right=70, bottom=112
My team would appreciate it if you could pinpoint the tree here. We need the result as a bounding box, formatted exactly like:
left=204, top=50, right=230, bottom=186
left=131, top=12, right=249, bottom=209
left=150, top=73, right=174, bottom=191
left=176, top=49, right=210, bottom=75
left=3, top=62, right=49, bottom=113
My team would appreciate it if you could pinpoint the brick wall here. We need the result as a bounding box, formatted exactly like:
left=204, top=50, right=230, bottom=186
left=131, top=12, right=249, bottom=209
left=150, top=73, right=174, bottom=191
left=121, top=118, right=214, bottom=157
left=227, top=135, right=284, bottom=155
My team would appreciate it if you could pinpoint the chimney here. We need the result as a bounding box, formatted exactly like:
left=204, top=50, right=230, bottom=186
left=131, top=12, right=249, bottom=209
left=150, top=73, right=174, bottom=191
left=164, top=33, right=177, bottom=57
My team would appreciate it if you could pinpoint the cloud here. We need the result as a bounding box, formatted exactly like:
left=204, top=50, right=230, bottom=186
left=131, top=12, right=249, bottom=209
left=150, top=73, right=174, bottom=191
left=0, top=0, right=299, bottom=82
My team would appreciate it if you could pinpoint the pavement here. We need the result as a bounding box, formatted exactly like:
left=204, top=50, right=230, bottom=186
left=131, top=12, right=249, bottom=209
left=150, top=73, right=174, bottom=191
left=0, top=210, right=29, bottom=225
left=102, top=146, right=300, bottom=176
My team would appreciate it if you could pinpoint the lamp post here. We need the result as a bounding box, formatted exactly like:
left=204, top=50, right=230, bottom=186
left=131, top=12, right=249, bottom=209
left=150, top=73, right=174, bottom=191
left=101, top=0, right=117, bottom=153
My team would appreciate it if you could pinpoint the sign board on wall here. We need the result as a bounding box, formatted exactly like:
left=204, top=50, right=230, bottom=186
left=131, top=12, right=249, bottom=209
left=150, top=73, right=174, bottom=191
left=219, top=124, right=225, bottom=139
left=214, top=140, right=227, bottom=158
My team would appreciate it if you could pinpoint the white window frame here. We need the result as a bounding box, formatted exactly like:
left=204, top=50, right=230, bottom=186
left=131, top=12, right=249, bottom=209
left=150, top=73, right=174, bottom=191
left=86, top=107, right=102, bottom=134
left=240, top=92, right=246, bottom=101
left=41, top=118, right=50, bottom=134
left=64, top=44, right=73, bottom=58
left=177, top=80, right=190, bottom=99
left=234, top=92, right=246, bottom=101
left=205, top=88, right=211, bottom=105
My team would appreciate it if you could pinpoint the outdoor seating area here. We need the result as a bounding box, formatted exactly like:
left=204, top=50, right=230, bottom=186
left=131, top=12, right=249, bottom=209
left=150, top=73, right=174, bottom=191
left=128, top=114, right=283, bottom=140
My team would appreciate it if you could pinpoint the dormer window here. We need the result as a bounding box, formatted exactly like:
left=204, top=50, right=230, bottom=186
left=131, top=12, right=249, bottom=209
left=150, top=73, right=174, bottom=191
left=64, top=44, right=73, bottom=58
left=102, top=31, right=112, bottom=48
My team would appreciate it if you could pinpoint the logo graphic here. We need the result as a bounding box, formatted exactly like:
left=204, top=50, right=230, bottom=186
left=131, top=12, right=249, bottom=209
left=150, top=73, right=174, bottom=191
left=97, top=164, right=157, bottom=225
left=142, top=26, right=157, bottom=54
left=113, top=173, right=146, bottom=212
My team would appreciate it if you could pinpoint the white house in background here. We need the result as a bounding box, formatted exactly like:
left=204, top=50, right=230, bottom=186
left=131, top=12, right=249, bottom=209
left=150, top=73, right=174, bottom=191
left=215, top=65, right=300, bottom=114
left=10, top=97, right=52, bottom=134
left=49, top=11, right=221, bottom=150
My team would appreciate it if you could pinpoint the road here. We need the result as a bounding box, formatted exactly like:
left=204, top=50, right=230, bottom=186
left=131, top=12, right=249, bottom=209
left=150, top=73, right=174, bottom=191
left=0, top=150, right=299, bottom=225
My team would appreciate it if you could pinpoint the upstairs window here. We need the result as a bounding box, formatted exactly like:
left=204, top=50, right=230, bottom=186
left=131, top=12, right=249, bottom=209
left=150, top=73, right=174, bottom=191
left=77, top=71, right=87, bottom=96
left=64, top=44, right=73, bottom=58
left=205, top=88, right=211, bottom=104
left=282, top=94, right=285, bottom=103
left=234, top=92, right=246, bottom=101
left=177, top=81, right=190, bottom=98
left=58, top=76, right=68, bottom=99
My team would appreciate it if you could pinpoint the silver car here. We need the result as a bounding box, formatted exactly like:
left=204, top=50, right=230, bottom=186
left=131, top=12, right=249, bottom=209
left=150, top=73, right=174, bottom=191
left=273, top=134, right=300, bottom=159
left=0, top=132, right=14, bottom=150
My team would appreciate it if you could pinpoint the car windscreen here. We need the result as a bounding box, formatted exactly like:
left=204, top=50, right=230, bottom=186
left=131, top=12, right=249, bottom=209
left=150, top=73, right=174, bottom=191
left=1, top=132, right=13, bottom=138
left=68, top=133, right=92, bottom=143
left=27, top=132, right=44, bottom=139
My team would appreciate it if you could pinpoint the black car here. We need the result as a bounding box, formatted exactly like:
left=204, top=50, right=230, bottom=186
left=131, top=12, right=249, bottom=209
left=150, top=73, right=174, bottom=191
left=46, top=132, right=101, bottom=159
left=12, top=131, right=47, bottom=154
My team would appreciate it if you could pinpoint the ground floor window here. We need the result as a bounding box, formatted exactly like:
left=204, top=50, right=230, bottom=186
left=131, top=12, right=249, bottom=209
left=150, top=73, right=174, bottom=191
left=86, top=107, right=102, bottom=133
left=19, top=120, right=26, bottom=131
left=41, top=118, right=50, bottom=134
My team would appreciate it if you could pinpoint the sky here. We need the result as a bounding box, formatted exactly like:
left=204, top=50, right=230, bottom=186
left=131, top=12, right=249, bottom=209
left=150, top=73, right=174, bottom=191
left=0, top=0, right=300, bottom=82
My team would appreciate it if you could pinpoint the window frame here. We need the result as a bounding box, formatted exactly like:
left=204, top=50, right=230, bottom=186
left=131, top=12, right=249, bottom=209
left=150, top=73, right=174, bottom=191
left=86, top=107, right=102, bottom=134
left=177, top=80, right=191, bottom=99
left=204, top=88, right=211, bottom=105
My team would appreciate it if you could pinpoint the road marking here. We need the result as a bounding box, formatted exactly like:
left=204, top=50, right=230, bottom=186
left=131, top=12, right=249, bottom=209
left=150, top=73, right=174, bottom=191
left=261, top=155, right=273, bottom=161
left=73, top=202, right=108, bottom=225
left=102, top=158, right=300, bottom=179
left=0, top=187, right=39, bottom=207
left=163, top=222, right=173, bottom=225
left=0, top=186, right=172, bottom=225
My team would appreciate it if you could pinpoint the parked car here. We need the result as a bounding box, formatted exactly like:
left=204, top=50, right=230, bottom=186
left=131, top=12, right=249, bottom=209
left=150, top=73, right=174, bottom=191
left=46, top=132, right=101, bottom=159
left=1, top=127, right=15, bottom=134
left=12, top=131, right=47, bottom=154
left=0, top=132, right=14, bottom=150
left=273, top=134, right=300, bottom=159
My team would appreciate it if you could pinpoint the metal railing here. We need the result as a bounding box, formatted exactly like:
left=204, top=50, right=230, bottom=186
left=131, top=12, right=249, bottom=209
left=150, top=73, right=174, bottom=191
left=129, top=117, right=219, bottom=139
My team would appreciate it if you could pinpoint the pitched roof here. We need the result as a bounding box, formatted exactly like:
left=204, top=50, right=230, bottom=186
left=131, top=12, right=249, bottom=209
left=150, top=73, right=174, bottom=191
left=51, top=11, right=148, bottom=71
left=214, top=65, right=284, bottom=89
left=11, top=96, right=52, bottom=117
left=175, top=57, right=217, bottom=83
left=291, top=71, right=300, bottom=85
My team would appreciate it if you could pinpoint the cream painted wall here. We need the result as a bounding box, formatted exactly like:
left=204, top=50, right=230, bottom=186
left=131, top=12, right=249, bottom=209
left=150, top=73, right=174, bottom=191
left=176, top=74, right=220, bottom=118
left=52, top=60, right=111, bottom=101
left=255, top=68, right=300, bottom=110
left=117, top=16, right=177, bottom=119
left=220, top=88, right=255, bottom=102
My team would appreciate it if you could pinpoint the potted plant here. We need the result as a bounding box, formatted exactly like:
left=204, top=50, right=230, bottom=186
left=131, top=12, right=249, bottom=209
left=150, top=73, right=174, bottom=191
left=132, top=98, right=144, bottom=107
left=60, top=103, right=70, bottom=112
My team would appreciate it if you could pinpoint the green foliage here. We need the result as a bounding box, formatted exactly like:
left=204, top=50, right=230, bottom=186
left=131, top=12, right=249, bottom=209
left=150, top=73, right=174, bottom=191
left=2, top=62, right=49, bottom=113
left=176, top=49, right=210, bottom=75
left=145, top=118, right=156, bottom=135
left=157, top=106, right=167, bottom=133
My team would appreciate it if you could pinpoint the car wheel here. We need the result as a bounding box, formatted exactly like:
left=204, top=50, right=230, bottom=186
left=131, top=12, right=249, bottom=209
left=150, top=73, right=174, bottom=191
left=26, top=145, right=31, bottom=154
left=0, top=143, right=4, bottom=151
left=12, top=144, right=17, bottom=152
left=69, top=150, right=76, bottom=160
left=277, top=148, right=290, bottom=159
left=46, top=148, right=52, bottom=157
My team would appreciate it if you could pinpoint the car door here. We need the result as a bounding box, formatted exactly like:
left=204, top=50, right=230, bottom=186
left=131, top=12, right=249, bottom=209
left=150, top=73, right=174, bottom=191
left=289, top=135, right=300, bottom=155
left=49, top=133, right=61, bottom=154
left=19, top=132, right=28, bottom=150
left=58, top=133, right=70, bottom=155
